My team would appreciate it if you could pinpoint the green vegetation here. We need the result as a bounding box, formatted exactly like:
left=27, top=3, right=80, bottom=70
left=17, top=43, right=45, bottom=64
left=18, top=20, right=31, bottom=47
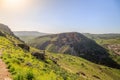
left=83, top=33, right=120, bottom=40
left=95, top=38, right=120, bottom=45
left=28, top=36, right=51, bottom=48
left=83, top=33, right=120, bottom=66
left=94, top=38, right=120, bottom=65
left=0, top=36, right=75, bottom=80
left=0, top=26, right=120, bottom=80
left=0, top=35, right=120, bottom=80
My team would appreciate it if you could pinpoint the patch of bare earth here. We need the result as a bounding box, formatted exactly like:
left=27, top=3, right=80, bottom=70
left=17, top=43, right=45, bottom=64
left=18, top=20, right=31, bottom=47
left=0, top=51, right=12, bottom=80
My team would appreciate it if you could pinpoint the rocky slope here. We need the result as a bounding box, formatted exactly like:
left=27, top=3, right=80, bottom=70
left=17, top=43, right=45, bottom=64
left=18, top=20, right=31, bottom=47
left=29, top=32, right=120, bottom=68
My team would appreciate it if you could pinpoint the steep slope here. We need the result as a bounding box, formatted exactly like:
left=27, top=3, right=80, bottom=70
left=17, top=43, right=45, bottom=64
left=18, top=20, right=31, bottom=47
left=93, top=36, right=120, bottom=65
left=29, top=32, right=120, bottom=68
left=0, top=24, right=120, bottom=80
left=14, top=31, right=49, bottom=42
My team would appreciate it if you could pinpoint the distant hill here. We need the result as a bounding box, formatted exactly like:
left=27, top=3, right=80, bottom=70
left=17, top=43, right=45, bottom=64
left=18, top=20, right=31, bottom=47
left=14, top=31, right=49, bottom=42
left=83, top=33, right=120, bottom=39
left=29, top=32, right=120, bottom=68
left=14, top=31, right=48, bottom=36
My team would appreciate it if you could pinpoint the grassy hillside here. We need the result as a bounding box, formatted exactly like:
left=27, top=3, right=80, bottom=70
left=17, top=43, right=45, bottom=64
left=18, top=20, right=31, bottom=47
left=1, top=36, right=120, bottom=80
left=0, top=36, right=76, bottom=80
left=0, top=31, right=120, bottom=80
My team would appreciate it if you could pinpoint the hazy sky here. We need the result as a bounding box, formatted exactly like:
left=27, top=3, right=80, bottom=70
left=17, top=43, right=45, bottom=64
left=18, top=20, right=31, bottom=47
left=0, top=0, right=120, bottom=33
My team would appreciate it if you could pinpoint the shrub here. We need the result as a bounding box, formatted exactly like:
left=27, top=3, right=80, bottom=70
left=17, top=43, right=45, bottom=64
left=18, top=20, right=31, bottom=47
left=26, top=71, right=34, bottom=80
left=9, top=66, right=15, bottom=73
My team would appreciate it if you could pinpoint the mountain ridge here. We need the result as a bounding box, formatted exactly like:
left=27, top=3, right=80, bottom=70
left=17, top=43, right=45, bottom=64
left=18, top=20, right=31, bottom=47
left=29, top=32, right=120, bottom=68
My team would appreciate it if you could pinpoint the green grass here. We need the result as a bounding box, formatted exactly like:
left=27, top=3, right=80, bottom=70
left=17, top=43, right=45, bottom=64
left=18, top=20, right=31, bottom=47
left=47, top=52, right=120, bottom=80
left=95, top=38, right=120, bottom=45
left=0, top=36, right=120, bottom=80
left=0, top=36, right=77, bottom=80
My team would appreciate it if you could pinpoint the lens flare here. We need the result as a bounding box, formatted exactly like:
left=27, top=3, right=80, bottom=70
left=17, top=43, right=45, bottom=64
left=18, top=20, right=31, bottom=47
left=0, top=0, right=31, bottom=11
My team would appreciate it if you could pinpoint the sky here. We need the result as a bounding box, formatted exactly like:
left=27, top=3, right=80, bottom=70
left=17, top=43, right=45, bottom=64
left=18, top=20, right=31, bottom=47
left=0, top=0, right=120, bottom=33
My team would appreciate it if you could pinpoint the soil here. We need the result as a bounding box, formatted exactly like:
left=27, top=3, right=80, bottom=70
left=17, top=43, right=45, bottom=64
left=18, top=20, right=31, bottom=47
left=0, top=51, right=12, bottom=80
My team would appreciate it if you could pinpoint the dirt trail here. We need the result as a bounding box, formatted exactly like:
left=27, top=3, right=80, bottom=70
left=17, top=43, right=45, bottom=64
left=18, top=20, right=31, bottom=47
left=0, top=51, right=12, bottom=80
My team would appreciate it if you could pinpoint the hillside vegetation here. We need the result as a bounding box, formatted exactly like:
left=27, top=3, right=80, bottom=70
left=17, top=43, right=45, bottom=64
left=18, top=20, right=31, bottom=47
left=1, top=35, right=120, bottom=80
left=0, top=25, right=120, bottom=80
left=95, top=38, right=120, bottom=66
left=83, top=33, right=120, bottom=66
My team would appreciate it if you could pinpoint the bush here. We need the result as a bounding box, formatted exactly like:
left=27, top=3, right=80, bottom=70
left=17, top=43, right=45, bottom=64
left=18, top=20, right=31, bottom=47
left=9, top=66, right=15, bottom=73
left=26, top=71, right=34, bottom=80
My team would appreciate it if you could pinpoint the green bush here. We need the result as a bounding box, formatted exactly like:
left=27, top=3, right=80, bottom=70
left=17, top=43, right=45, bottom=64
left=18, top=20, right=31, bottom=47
left=26, top=71, right=34, bottom=80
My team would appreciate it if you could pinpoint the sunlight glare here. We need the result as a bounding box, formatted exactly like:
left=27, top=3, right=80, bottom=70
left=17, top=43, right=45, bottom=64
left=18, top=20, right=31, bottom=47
left=1, top=0, right=31, bottom=11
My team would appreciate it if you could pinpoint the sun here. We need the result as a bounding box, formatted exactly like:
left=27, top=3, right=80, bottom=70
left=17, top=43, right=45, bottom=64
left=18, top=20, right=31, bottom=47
left=0, top=0, right=30, bottom=11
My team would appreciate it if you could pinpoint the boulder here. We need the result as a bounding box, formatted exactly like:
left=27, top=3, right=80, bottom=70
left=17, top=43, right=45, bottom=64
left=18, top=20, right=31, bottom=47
left=31, top=52, right=45, bottom=60
left=17, top=44, right=30, bottom=51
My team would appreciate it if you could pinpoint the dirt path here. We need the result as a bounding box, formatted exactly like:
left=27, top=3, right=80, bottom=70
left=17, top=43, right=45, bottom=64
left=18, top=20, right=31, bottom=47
left=0, top=51, right=12, bottom=80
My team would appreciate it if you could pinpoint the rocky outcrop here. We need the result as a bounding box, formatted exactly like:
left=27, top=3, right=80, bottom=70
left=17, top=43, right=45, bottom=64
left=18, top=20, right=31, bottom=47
left=31, top=52, right=45, bottom=60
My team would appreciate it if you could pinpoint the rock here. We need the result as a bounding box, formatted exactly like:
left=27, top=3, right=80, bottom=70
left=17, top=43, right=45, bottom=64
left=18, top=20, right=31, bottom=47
left=31, top=52, right=45, bottom=60
left=17, top=44, right=30, bottom=51
left=26, top=62, right=32, bottom=66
